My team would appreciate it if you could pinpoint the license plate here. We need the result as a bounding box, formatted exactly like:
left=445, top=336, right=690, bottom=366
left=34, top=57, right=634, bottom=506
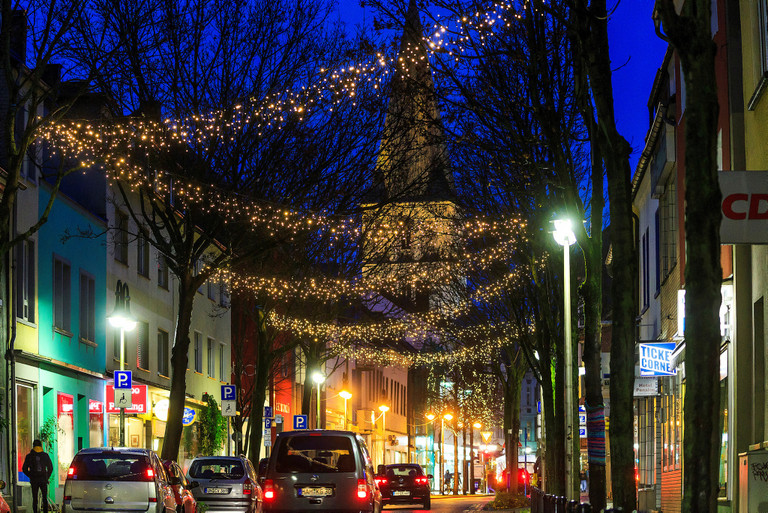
left=205, top=487, right=229, bottom=494
left=393, top=491, right=410, bottom=496
left=300, top=487, right=332, bottom=497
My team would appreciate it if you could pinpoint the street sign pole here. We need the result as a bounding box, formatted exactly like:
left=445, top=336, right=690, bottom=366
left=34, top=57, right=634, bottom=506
left=119, top=329, right=125, bottom=446
left=227, top=417, right=231, bottom=456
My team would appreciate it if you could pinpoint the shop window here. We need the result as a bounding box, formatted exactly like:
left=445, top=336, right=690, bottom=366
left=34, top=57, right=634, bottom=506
left=89, top=400, right=104, bottom=448
left=53, top=255, right=72, bottom=333
left=137, top=228, right=149, bottom=277
left=718, top=348, right=729, bottom=497
left=158, top=329, right=170, bottom=377
left=79, top=271, right=96, bottom=345
left=15, top=238, right=35, bottom=323
left=137, top=321, right=150, bottom=370
left=157, top=255, right=169, bottom=290
left=58, top=393, right=74, bottom=486
left=207, top=337, right=215, bottom=377
left=16, top=383, right=36, bottom=482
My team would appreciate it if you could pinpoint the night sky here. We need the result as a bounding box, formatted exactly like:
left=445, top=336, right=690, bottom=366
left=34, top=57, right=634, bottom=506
left=334, top=1, right=668, bottom=170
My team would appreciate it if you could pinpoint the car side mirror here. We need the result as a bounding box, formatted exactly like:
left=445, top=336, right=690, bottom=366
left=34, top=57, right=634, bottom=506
left=188, top=481, right=200, bottom=490
left=427, top=474, right=433, bottom=479
left=376, top=465, right=385, bottom=476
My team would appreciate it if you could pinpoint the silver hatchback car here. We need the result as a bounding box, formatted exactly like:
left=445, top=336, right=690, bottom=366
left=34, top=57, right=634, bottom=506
left=62, top=448, right=177, bottom=513
left=262, top=430, right=382, bottom=513
left=187, top=455, right=263, bottom=513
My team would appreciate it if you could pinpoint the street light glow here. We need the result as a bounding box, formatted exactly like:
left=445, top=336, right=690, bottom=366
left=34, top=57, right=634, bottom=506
left=443, top=413, right=453, bottom=421
left=473, top=422, right=482, bottom=429
left=311, top=371, right=325, bottom=384
left=379, top=404, right=390, bottom=413
left=426, top=412, right=436, bottom=421
left=553, top=218, right=577, bottom=247
left=339, top=389, right=352, bottom=400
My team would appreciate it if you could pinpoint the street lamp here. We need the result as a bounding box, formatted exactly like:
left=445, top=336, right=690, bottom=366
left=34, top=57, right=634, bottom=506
left=312, top=371, right=325, bottom=429
left=107, top=280, right=136, bottom=446
left=340, top=389, right=352, bottom=430
left=553, top=218, right=576, bottom=499
left=426, top=413, right=436, bottom=489
left=379, top=405, right=389, bottom=464
left=470, top=422, right=481, bottom=494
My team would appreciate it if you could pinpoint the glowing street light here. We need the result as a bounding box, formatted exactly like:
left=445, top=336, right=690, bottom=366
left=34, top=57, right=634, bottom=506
left=340, top=389, right=352, bottom=430
left=379, top=405, right=390, bottom=464
left=107, top=280, right=136, bottom=446
left=312, top=371, right=325, bottom=429
left=470, top=422, right=482, bottom=494
left=553, top=217, right=576, bottom=499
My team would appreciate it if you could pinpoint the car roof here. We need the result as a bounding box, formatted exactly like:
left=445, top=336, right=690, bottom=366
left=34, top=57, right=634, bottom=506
left=276, top=430, right=359, bottom=437
left=76, top=447, right=152, bottom=455
left=190, top=456, right=244, bottom=461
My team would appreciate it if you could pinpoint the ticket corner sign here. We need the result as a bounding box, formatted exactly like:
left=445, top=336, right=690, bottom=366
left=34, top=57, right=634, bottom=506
left=639, top=342, right=677, bottom=376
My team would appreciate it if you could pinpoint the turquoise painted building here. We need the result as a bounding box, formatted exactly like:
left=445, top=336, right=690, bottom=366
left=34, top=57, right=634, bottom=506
left=13, top=179, right=107, bottom=502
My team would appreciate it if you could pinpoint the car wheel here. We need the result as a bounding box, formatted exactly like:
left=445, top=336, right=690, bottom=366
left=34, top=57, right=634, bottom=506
left=422, top=497, right=431, bottom=510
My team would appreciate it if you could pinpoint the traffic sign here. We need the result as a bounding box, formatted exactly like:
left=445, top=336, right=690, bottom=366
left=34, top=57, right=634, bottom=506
left=264, top=406, right=273, bottom=418
left=221, top=400, right=236, bottom=417
left=264, top=439, right=272, bottom=447
left=114, top=388, right=133, bottom=408
left=221, top=385, right=237, bottom=401
left=114, top=370, right=132, bottom=389
left=275, top=414, right=283, bottom=424
left=293, top=414, right=308, bottom=430
left=579, top=426, right=587, bottom=438
left=265, top=418, right=273, bottom=429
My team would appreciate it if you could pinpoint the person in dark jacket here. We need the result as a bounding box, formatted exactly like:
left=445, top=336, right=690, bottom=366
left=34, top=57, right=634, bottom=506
left=22, top=440, right=53, bottom=513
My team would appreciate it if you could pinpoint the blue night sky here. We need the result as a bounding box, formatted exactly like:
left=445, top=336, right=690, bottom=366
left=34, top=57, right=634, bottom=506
left=334, top=1, right=668, bottom=171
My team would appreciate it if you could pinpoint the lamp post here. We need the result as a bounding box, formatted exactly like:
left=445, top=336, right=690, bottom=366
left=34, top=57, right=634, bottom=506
left=426, top=413, right=436, bottom=491
left=107, top=280, right=137, bottom=446
left=442, top=413, right=453, bottom=494
left=481, top=431, right=492, bottom=493
left=553, top=218, right=576, bottom=499
left=340, top=389, right=352, bottom=430
left=312, top=371, right=325, bottom=429
left=379, top=404, right=389, bottom=464
left=470, top=422, right=481, bottom=494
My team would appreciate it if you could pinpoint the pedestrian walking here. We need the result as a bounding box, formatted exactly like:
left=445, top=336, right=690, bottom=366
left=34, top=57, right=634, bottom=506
left=22, top=440, right=53, bottom=513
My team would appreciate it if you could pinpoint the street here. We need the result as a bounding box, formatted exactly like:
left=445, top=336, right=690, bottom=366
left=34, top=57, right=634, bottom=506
left=384, top=495, right=492, bottom=513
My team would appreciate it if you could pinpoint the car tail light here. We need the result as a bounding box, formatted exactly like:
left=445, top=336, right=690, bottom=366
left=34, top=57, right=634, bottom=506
left=149, top=498, right=157, bottom=503
left=243, top=478, right=254, bottom=495
left=146, top=468, right=155, bottom=480
left=67, top=466, right=76, bottom=478
left=63, top=496, right=71, bottom=501
left=357, top=479, right=368, bottom=499
left=263, top=479, right=275, bottom=500
left=374, top=477, right=387, bottom=486
left=415, top=476, right=428, bottom=485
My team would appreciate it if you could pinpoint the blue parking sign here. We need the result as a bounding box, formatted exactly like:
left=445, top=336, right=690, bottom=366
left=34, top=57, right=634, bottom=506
left=265, top=418, right=273, bottom=429
left=264, top=406, right=273, bottom=418
left=293, top=414, right=308, bottom=430
left=221, top=384, right=236, bottom=401
left=114, top=371, right=132, bottom=389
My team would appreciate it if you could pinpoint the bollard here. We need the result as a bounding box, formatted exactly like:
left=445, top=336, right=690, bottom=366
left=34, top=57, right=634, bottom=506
left=555, top=496, right=567, bottom=513
left=543, top=494, right=555, bottom=513
left=577, top=503, right=592, bottom=513
left=603, top=508, right=623, bottom=513
left=566, top=499, right=579, bottom=512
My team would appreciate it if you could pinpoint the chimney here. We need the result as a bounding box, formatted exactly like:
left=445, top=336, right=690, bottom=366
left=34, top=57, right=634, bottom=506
left=10, top=10, right=27, bottom=64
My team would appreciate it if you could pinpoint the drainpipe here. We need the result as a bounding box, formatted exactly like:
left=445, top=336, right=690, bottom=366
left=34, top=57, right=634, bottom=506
left=6, top=230, right=18, bottom=510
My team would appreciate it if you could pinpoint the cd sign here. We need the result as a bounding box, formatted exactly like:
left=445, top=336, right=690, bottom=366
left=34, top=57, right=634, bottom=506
left=639, top=343, right=677, bottom=376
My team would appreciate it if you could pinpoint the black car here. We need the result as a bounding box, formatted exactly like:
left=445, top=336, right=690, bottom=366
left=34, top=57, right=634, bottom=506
left=374, top=464, right=431, bottom=510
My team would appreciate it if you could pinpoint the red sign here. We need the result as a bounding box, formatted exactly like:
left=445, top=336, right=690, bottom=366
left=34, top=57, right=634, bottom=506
left=722, top=193, right=768, bottom=220
left=106, top=384, right=148, bottom=414
left=89, top=399, right=103, bottom=413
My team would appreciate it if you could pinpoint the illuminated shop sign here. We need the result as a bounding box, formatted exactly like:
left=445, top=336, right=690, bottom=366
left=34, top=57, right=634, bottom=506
left=639, top=342, right=677, bottom=376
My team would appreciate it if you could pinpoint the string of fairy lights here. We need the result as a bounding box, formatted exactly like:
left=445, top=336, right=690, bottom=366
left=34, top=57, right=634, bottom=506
left=35, top=0, right=548, bottom=369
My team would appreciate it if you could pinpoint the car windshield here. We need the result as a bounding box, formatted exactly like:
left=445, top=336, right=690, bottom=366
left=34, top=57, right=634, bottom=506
left=383, top=465, right=422, bottom=478
left=275, top=435, right=355, bottom=473
left=189, top=459, right=244, bottom=480
left=72, top=452, right=151, bottom=481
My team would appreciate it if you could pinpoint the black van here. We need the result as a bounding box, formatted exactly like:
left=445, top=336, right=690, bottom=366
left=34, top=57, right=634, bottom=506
left=262, top=430, right=382, bottom=513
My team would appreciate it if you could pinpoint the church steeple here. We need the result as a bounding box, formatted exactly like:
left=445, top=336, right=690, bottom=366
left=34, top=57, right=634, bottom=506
left=377, top=0, right=455, bottom=202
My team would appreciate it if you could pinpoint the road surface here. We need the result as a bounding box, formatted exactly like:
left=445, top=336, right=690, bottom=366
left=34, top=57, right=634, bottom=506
left=384, top=494, right=491, bottom=513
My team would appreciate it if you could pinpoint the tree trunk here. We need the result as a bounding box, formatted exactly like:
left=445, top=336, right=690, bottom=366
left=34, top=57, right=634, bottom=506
left=247, top=356, right=269, bottom=465
left=502, top=368, right=523, bottom=495
left=656, top=2, right=722, bottom=510
left=572, top=1, right=638, bottom=508
left=161, top=278, right=196, bottom=460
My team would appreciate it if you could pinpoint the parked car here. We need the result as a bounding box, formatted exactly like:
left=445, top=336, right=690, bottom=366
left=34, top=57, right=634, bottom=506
left=163, top=460, right=198, bottom=513
left=187, top=455, right=262, bottom=513
left=62, top=447, right=177, bottom=513
left=262, top=430, right=382, bottom=513
left=374, top=463, right=431, bottom=510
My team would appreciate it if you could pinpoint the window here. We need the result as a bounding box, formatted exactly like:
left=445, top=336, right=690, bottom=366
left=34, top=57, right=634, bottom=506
left=137, top=321, right=149, bottom=370
left=79, top=272, right=96, bottom=344
left=15, top=239, right=35, bottom=322
left=58, top=393, right=74, bottom=485
left=641, top=228, right=649, bottom=309
left=194, top=332, right=203, bottom=373
left=208, top=280, right=216, bottom=301
left=157, top=329, right=169, bottom=376
left=748, top=0, right=768, bottom=110
left=89, top=400, right=104, bottom=448
left=53, top=256, right=71, bottom=332
left=207, top=337, right=215, bottom=377
left=114, top=210, right=129, bottom=264
left=219, top=283, right=229, bottom=307
left=196, top=260, right=204, bottom=294
left=157, top=255, right=169, bottom=289
left=655, top=209, right=661, bottom=292
left=219, top=343, right=226, bottom=381
left=659, top=181, right=677, bottom=281
left=137, top=229, right=149, bottom=277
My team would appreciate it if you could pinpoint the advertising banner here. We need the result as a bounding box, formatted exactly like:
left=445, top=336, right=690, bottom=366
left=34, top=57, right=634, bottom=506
left=719, top=171, right=768, bottom=244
